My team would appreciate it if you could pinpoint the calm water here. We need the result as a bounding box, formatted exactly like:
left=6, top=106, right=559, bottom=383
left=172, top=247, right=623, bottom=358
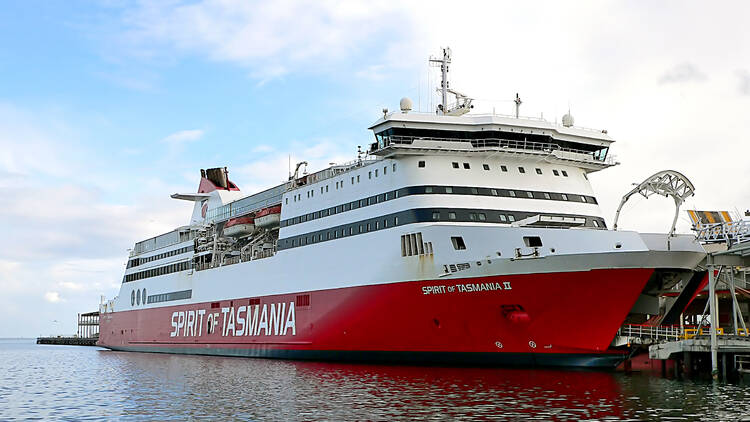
left=2, top=340, right=750, bottom=421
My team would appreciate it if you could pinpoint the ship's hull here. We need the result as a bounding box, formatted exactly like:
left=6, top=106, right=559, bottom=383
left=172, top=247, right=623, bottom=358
left=99, top=267, right=652, bottom=368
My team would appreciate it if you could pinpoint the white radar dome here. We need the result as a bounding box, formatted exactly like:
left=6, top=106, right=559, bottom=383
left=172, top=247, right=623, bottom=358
left=562, top=113, right=574, bottom=127
left=399, top=97, right=413, bottom=113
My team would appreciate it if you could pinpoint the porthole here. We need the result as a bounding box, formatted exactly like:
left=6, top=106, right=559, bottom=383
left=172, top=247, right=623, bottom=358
left=131, top=290, right=135, bottom=306
left=136, top=289, right=141, bottom=306
left=142, top=289, right=147, bottom=305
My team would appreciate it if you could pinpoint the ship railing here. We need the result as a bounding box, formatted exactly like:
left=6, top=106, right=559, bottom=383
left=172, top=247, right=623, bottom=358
left=294, top=157, right=380, bottom=187
left=462, top=113, right=610, bottom=134
left=695, top=220, right=750, bottom=245
left=380, top=135, right=615, bottom=164
left=615, top=324, right=683, bottom=345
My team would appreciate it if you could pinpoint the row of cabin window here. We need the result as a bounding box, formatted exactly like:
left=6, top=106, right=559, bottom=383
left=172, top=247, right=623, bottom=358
left=287, top=216, right=401, bottom=247
left=128, top=246, right=193, bottom=268
left=281, top=185, right=598, bottom=228
left=420, top=160, right=570, bottom=177
left=147, top=289, right=192, bottom=305
left=124, top=260, right=191, bottom=283
left=279, top=207, right=607, bottom=250
left=290, top=163, right=397, bottom=204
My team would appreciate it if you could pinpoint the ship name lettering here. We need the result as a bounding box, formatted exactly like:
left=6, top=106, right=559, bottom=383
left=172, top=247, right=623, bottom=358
left=422, top=285, right=447, bottom=295
left=169, top=302, right=296, bottom=337
left=455, top=282, right=511, bottom=293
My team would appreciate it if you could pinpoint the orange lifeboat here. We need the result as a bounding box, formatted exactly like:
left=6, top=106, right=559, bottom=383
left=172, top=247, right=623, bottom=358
left=255, top=205, right=281, bottom=229
left=223, top=215, right=256, bottom=237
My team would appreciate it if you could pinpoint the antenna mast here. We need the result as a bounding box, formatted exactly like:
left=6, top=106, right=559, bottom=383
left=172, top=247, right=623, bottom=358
left=514, top=93, right=522, bottom=118
left=429, top=47, right=451, bottom=115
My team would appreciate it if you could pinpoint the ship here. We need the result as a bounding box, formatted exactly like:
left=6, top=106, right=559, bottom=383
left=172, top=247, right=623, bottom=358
left=98, top=48, right=706, bottom=367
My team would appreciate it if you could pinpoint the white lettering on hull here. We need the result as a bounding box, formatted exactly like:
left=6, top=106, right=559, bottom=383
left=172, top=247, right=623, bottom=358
left=169, top=302, right=296, bottom=338
left=422, top=281, right=512, bottom=295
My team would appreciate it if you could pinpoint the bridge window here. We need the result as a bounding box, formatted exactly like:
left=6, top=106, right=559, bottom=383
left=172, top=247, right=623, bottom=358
left=518, top=167, right=525, bottom=174
left=500, top=165, right=508, bottom=172
left=445, top=187, right=453, bottom=194
left=448, top=212, right=456, bottom=220
left=543, top=193, right=551, bottom=199
left=535, top=168, right=542, bottom=175
left=483, top=164, right=490, bottom=170
left=553, top=170, right=559, bottom=176
left=418, top=161, right=425, bottom=168
left=561, top=193, right=568, bottom=201
left=561, top=170, right=568, bottom=177
left=463, top=163, right=470, bottom=169
left=451, top=236, right=467, bottom=250
left=432, top=212, right=440, bottom=220
left=452, top=162, right=459, bottom=169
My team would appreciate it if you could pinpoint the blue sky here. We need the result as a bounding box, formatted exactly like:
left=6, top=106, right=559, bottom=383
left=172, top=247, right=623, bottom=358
left=1, top=1, right=749, bottom=337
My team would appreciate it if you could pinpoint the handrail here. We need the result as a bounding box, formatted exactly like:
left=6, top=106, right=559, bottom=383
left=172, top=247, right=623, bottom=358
left=379, top=135, right=614, bottom=164
left=617, top=323, right=750, bottom=343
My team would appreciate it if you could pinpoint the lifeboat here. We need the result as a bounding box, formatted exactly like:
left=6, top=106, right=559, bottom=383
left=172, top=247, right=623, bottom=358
left=255, top=205, right=281, bottom=228
left=223, top=216, right=256, bottom=237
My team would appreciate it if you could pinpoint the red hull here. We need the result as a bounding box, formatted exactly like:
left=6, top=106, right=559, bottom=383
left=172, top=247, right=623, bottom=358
left=99, top=268, right=652, bottom=367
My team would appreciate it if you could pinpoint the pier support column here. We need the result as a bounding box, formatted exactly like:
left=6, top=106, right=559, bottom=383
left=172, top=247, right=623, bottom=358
left=684, top=352, right=692, bottom=378
left=708, top=259, right=719, bottom=380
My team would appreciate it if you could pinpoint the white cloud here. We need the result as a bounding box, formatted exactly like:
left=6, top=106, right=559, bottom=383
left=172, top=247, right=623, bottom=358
left=161, top=129, right=205, bottom=145
left=658, top=63, right=707, bottom=84
left=118, top=0, right=412, bottom=80
left=44, top=292, right=63, bottom=303
left=738, top=69, right=750, bottom=96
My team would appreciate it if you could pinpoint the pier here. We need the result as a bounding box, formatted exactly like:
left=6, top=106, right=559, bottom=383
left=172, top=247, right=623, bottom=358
left=37, top=311, right=100, bottom=347
left=617, top=222, right=750, bottom=380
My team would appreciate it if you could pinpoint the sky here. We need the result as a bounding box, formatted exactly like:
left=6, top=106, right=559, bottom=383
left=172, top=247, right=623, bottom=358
left=0, top=0, right=748, bottom=337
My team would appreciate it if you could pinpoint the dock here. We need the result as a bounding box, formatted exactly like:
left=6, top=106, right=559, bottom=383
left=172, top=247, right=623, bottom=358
left=617, top=229, right=750, bottom=380
left=36, top=336, right=98, bottom=346
left=37, top=310, right=100, bottom=347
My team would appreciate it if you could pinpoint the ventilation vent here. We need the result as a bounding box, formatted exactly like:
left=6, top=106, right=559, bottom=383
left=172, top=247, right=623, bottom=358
left=401, top=232, right=433, bottom=257
left=296, top=294, right=310, bottom=307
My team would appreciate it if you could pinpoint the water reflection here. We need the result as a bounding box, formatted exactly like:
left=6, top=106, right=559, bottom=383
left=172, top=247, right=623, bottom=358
left=2, top=340, right=750, bottom=421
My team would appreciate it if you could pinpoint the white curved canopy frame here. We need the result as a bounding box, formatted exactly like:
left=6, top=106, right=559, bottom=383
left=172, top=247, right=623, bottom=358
left=613, top=170, right=696, bottom=236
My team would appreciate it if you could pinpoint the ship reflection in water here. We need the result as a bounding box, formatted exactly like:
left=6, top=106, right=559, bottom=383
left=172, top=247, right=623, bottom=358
left=4, top=340, right=750, bottom=421
left=101, top=350, right=748, bottom=421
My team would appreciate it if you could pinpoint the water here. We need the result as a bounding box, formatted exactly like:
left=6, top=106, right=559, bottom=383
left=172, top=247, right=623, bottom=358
left=2, top=340, right=750, bottom=421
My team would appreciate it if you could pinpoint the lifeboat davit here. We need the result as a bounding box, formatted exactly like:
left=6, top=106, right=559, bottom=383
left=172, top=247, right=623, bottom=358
left=255, top=205, right=281, bottom=228
left=223, top=216, right=256, bottom=237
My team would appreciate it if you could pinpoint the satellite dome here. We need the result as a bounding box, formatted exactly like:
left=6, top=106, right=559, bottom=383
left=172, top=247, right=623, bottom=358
left=399, top=97, right=413, bottom=113
left=562, top=113, right=574, bottom=127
